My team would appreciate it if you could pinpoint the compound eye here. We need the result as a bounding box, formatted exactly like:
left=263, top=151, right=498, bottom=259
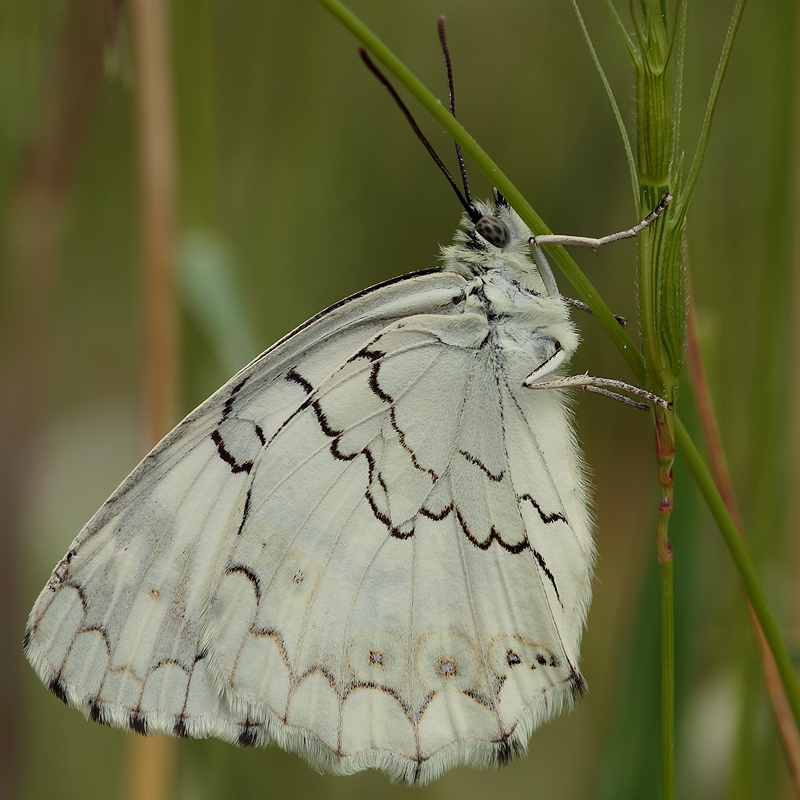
left=474, top=215, right=510, bottom=248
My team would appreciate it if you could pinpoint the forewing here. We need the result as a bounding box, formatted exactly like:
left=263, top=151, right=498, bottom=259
left=24, top=269, right=467, bottom=744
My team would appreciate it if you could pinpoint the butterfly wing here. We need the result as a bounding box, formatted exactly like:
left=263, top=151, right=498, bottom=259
left=25, top=266, right=594, bottom=784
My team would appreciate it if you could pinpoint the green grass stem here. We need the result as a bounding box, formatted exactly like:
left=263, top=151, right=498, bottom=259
left=660, top=555, right=675, bottom=800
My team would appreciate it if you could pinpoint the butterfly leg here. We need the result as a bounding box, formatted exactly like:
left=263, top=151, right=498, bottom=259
left=560, top=296, right=627, bottom=328
left=528, top=192, right=672, bottom=298
left=517, top=343, right=664, bottom=409
left=532, top=192, right=671, bottom=252
left=523, top=372, right=670, bottom=410
left=522, top=343, right=569, bottom=384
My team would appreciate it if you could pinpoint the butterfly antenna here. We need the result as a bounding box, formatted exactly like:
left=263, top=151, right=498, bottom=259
left=437, top=16, right=471, bottom=207
left=358, top=48, right=478, bottom=221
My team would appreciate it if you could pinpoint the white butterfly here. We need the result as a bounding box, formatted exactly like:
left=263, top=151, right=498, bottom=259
left=26, top=190, right=598, bottom=784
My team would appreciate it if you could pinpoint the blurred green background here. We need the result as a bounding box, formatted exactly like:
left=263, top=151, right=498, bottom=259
left=2, top=1, right=798, bottom=798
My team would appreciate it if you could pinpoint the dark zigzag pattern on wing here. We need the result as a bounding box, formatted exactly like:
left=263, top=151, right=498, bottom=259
left=457, top=448, right=504, bottom=481
left=454, top=508, right=563, bottom=604
left=210, top=375, right=267, bottom=474
left=518, top=493, right=567, bottom=524
left=280, top=346, right=441, bottom=540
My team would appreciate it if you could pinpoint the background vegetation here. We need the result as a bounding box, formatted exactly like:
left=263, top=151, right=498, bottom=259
left=1, top=1, right=797, bottom=798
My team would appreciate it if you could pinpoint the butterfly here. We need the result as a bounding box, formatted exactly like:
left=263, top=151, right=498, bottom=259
left=25, top=185, right=600, bottom=784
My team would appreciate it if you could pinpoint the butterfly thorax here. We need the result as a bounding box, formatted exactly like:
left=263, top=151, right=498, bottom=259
left=441, top=198, right=580, bottom=368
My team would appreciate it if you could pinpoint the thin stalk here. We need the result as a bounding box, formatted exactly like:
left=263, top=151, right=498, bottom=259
left=127, top=0, right=179, bottom=797
left=660, top=555, right=675, bottom=800
left=655, top=407, right=675, bottom=800
left=130, top=0, right=179, bottom=450
left=628, top=15, right=679, bottom=790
